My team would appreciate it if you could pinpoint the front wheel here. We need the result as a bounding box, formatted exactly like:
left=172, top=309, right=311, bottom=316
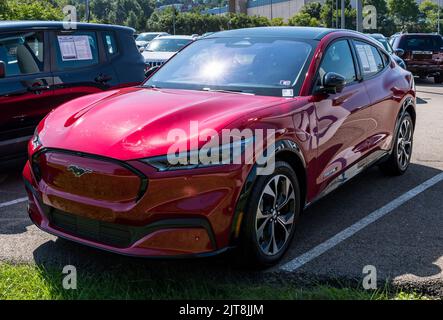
left=236, top=161, right=301, bottom=268
left=379, top=113, right=414, bottom=176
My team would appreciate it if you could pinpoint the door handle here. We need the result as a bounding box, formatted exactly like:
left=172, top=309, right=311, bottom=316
left=28, top=85, right=50, bottom=92
left=95, top=74, right=112, bottom=83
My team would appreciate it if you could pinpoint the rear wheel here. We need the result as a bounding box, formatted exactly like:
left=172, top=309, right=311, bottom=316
left=379, top=113, right=414, bottom=176
left=236, top=161, right=301, bottom=268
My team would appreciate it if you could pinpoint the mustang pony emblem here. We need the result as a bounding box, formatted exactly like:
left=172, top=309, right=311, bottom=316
left=67, top=165, right=93, bottom=177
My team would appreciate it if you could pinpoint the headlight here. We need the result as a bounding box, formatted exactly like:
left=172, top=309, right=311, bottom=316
left=140, top=138, right=254, bottom=171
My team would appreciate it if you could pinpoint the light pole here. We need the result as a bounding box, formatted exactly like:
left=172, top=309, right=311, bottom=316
left=172, top=6, right=176, bottom=35
left=85, top=0, right=90, bottom=23
left=438, top=0, right=441, bottom=35
left=270, top=0, right=273, bottom=20
left=341, top=0, right=345, bottom=29
left=336, top=0, right=339, bottom=28
left=356, top=0, right=363, bottom=32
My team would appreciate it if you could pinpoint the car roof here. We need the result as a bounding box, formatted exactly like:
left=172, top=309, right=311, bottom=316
left=0, top=21, right=134, bottom=33
left=153, top=35, right=194, bottom=40
left=139, top=32, right=168, bottom=35
left=368, top=33, right=386, bottom=39
left=205, top=26, right=339, bottom=40
left=398, top=33, right=441, bottom=37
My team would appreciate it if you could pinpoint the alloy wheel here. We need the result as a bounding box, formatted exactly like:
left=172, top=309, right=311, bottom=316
left=397, top=117, right=413, bottom=170
left=255, top=174, right=296, bottom=256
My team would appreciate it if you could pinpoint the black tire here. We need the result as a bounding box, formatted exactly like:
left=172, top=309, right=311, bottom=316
left=235, top=161, right=301, bottom=268
left=379, top=113, right=414, bottom=176
left=434, top=74, right=443, bottom=84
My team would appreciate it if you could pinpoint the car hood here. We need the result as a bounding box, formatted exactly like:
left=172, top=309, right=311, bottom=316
left=142, top=51, right=176, bottom=61
left=38, top=87, right=287, bottom=160
left=136, top=40, right=148, bottom=47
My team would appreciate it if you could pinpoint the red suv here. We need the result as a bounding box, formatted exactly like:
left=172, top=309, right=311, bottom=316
left=23, top=28, right=416, bottom=267
left=390, top=33, right=443, bottom=83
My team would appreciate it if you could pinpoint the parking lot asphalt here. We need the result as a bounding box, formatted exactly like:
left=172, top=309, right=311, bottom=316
left=0, top=79, right=442, bottom=296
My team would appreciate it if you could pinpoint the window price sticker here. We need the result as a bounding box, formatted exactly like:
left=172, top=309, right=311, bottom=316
left=57, top=35, right=93, bottom=61
left=355, top=43, right=378, bottom=73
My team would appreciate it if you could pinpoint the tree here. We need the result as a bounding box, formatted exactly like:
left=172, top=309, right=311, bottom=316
left=3, top=0, right=64, bottom=20
left=0, top=0, right=8, bottom=19
left=320, top=0, right=354, bottom=29
left=115, top=0, right=141, bottom=25
left=388, top=0, right=419, bottom=31
left=363, top=0, right=396, bottom=35
left=146, top=10, right=274, bottom=35
left=417, top=0, right=440, bottom=33
left=91, top=0, right=117, bottom=24
left=300, top=1, right=322, bottom=20
left=126, top=10, right=137, bottom=28
left=288, top=12, right=320, bottom=27
left=270, top=17, right=285, bottom=26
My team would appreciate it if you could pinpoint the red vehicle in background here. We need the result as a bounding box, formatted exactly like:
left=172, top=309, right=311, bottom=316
left=24, top=27, right=416, bottom=267
left=390, top=33, right=443, bottom=83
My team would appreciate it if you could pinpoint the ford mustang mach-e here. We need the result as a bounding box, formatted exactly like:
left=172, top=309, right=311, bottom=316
left=23, top=27, right=416, bottom=267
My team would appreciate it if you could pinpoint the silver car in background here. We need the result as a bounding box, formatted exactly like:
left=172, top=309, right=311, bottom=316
left=135, top=32, right=169, bottom=49
left=142, top=35, right=195, bottom=69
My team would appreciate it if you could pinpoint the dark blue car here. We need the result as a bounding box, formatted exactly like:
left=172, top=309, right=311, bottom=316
left=0, top=21, right=145, bottom=168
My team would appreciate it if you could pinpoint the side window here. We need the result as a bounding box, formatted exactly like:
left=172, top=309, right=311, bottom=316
left=0, top=31, right=45, bottom=77
left=55, top=31, right=99, bottom=70
left=102, top=32, right=118, bottom=57
left=354, top=41, right=384, bottom=77
left=318, top=40, right=356, bottom=85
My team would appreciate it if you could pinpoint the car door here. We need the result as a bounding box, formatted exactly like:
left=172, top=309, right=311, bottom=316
left=312, top=39, right=373, bottom=195
left=352, top=40, right=405, bottom=154
left=50, top=29, right=119, bottom=107
left=0, top=30, right=53, bottom=160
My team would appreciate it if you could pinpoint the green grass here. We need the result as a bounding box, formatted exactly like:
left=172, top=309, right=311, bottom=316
left=0, top=263, right=430, bottom=300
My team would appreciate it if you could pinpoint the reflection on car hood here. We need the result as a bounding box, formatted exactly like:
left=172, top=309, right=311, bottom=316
left=38, top=87, right=286, bottom=160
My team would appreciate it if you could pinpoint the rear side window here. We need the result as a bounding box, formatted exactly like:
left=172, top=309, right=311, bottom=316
left=354, top=41, right=384, bottom=77
left=55, top=31, right=99, bottom=70
left=102, top=32, right=118, bottom=57
left=0, top=31, right=45, bottom=77
left=318, top=39, right=356, bottom=84
left=400, top=35, right=443, bottom=51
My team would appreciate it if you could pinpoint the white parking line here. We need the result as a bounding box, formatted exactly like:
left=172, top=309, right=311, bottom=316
left=280, top=172, right=443, bottom=272
left=0, top=197, right=28, bottom=208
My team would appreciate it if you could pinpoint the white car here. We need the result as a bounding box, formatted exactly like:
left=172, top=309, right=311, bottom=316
left=142, top=35, right=194, bottom=68
left=135, top=32, right=169, bottom=49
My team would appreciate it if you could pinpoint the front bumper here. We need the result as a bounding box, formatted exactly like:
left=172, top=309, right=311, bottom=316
left=23, top=150, right=248, bottom=257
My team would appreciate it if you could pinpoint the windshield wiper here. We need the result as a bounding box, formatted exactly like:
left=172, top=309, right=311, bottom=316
left=201, top=87, right=255, bottom=95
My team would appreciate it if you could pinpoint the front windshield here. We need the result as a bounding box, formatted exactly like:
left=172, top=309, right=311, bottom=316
left=136, top=34, right=159, bottom=42
left=144, top=37, right=313, bottom=97
left=146, top=38, right=192, bottom=52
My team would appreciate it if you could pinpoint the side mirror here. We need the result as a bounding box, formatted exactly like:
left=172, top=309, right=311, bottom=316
left=139, top=46, right=145, bottom=53
left=0, top=60, right=5, bottom=79
left=318, top=72, right=346, bottom=94
left=394, top=48, right=404, bottom=57
left=144, top=65, right=160, bottom=78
